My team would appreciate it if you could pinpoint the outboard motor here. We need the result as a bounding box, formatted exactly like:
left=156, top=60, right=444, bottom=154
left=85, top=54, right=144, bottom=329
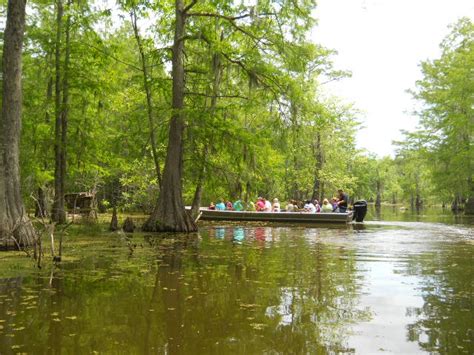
left=352, top=200, right=367, bottom=222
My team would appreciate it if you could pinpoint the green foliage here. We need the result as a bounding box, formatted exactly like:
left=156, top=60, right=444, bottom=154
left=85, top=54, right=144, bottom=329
left=350, top=17, right=474, bottom=209
left=399, top=17, right=474, bottom=207
left=14, top=0, right=431, bottom=214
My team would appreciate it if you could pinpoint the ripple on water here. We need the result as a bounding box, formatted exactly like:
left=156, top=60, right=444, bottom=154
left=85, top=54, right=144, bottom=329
left=0, top=213, right=472, bottom=354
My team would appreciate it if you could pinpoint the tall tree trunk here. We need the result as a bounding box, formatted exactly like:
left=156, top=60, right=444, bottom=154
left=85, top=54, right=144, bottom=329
left=464, top=198, right=474, bottom=215
left=245, top=181, right=251, bottom=204
left=415, top=194, right=422, bottom=210
left=375, top=180, right=382, bottom=207
left=60, top=0, right=71, bottom=219
left=415, top=177, right=422, bottom=210
left=143, top=0, right=196, bottom=232
left=109, top=178, right=120, bottom=231
left=0, top=0, right=36, bottom=246
left=35, top=73, right=54, bottom=219
left=290, top=103, right=300, bottom=199
left=131, top=8, right=162, bottom=188
left=465, top=177, right=474, bottom=215
left=52, top=0, right=66, bottom=223
left=311, top=132, right=323, bottom=201
left=451, top=194, right=461, bottom=213
left=190, top=172, right=204, bottom=219
left=35, top=187, right=48, bottom=218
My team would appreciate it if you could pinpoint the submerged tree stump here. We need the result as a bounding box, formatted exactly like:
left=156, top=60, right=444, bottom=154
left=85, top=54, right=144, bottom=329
left=122, top=217, right=135, bottom=233
left=465, top=198, right=474, bottom=215
left=109, top=207, right=118, bottom=231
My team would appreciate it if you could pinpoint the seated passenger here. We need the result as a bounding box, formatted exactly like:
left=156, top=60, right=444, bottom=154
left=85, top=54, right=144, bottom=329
left=233, top=200, right=244, bottom=211
left=264, top=198, right=272, bottom=212
left=303, top=200, right=316, bottom=213
left=313, top=199, right=321, bottom=213
left=293, top=200, right=301, bottom=211
left=226, top=201, right=233, bottom=210
left=248, top=201, right=256, bottom=211
left=286, top=200, right=295, bottom=212
left=272, top=198, right=280, bottom=212
left=256, top=197, right=265, bottom=211
left=209, top=202, right=216, bottom=210
left=321, top=198, right=333, bottom=212
left=331, top=197, right=339, bottom=212
left=215, top=200, right=226, bottom=210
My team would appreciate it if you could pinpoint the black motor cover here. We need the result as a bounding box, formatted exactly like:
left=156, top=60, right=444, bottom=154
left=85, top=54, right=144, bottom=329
left=352, top=200, right=367, bottom=222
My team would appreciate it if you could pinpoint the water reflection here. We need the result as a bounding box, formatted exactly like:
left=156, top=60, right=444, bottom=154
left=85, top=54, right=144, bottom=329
left=366, top=205, right=474, bottom=225
left=0, top=227, right=370, bottom=353
left=374, top=205, right=382, bottom=220
left=0, top=210, right=472, bottom=353
left=232, top=228, right=245, bottom=243
left=403, top=245, right=473, bottom=354
left=215, top=227, right=225, bottom=239
left=210, top=226, right=278, bottom=244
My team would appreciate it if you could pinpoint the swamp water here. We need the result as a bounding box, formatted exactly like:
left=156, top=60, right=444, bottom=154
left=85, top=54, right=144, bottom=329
left=0, top=207, right=472, bottom=354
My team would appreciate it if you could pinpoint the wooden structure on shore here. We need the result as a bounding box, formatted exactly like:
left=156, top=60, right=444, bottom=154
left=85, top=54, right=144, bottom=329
left=64, top=192, right=97, bottom=218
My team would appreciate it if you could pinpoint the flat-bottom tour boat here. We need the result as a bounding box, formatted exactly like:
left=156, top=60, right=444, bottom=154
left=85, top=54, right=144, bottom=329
left=192, top=208, right=355, bottom=224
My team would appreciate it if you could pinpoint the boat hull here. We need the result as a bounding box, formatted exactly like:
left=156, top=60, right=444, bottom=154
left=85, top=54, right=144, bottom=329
left=196, top=209, right=353, bottom=224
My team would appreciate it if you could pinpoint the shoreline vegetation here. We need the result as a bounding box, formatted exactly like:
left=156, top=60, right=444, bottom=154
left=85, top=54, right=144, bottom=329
left=0, top=0, right=472, bottom=247
left=0, top=2, right=471, bottom=353
left=1, top=204, right=471, bottom=269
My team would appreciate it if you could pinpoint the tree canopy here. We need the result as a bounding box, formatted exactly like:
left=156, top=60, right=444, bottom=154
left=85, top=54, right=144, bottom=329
left=0, top=2, right=471, bottom=236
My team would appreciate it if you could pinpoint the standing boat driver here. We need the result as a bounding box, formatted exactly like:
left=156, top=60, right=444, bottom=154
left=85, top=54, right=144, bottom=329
left=337, top=189, right=349, bottom=213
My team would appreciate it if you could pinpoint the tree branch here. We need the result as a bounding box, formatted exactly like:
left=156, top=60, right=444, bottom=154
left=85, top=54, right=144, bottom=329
left=185, top=91, right=249, bottom=100
left=183, top=0, right=199, bottom=14
left=83, top=43, right=142, bottom=71
left=186, top=12, right=251, bottom=21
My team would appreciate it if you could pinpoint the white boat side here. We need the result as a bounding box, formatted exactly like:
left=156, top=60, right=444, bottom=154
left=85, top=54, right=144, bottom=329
left=192, top=208, right=353, bottom=223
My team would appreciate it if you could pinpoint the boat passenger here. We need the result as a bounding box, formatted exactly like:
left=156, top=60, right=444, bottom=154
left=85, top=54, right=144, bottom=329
left=215, top=200, right=226, bottom=210
left=313, top=199, right=321, bottom=212
left=226, top=201, right=233, bottom=210
left=256, top=197, right=265, bottom=211
left=264, top=198, right=272, bottom=212
left=303, top=200, right=316, bottom=213
left=233, top=200, right=244, bottom=211
left=293, top=200, right=301, bottom=211
left=337, top=189, right=349, bottom=213
left=321, top=198, right=333, bottom=212
left=272, top=198, right=280, bottom=212
left=286, top=200, right=295, bottom=212
left=331, top=197, right=339, bottom=212
left=209, top=202, right=216, bottom=210
left=248, top=201, right=256, bottom=211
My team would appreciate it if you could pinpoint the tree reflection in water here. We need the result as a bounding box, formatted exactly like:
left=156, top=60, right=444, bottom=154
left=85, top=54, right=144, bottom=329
left=404, top=244, right=473, bottom=354
left=142, top=226, right=372, bottom=353
left=0, top=225, right=371, bottom=353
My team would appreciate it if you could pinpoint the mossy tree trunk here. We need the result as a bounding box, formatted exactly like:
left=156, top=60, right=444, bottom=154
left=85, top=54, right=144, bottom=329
left=52, top=0, right=67, bottom=223
left=0, top=0, right=36, bottom=246
left=143, top=0, right=196, bottom=232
